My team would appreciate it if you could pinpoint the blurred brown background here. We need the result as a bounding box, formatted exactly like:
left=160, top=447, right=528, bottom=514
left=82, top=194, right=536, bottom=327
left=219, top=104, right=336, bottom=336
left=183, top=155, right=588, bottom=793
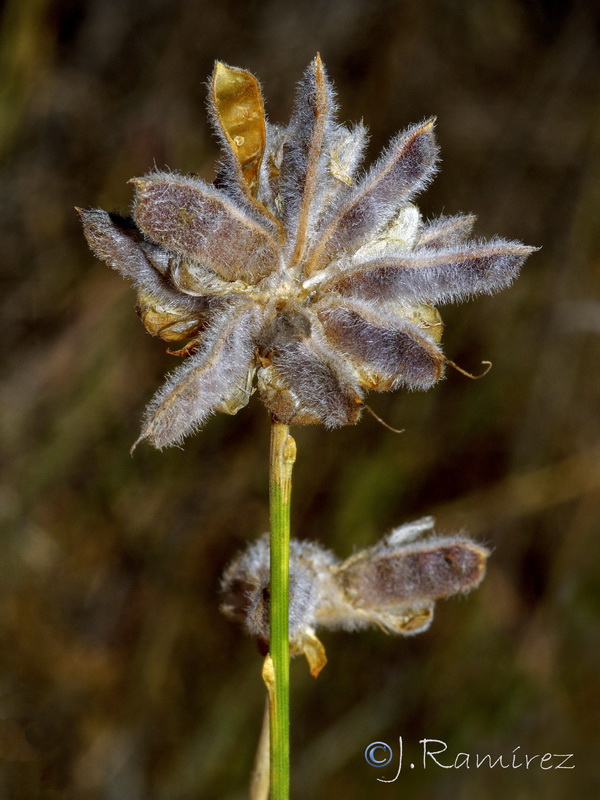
left=1, top=0, right=599, bottom=797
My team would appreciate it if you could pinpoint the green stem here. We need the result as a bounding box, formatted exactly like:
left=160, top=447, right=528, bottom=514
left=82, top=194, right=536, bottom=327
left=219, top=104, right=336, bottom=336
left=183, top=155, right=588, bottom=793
left=268, top=419, right=296, bottom=800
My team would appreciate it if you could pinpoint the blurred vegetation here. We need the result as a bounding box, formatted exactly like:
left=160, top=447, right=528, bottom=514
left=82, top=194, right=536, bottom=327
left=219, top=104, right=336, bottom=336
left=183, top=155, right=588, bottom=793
left=1, top=0, right=599, bottom=797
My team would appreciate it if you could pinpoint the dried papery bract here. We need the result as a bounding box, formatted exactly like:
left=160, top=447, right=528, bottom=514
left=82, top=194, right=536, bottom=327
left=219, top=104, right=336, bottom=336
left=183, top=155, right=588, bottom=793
left=211, top=62, right=267, bottom=197
left=79, top=56, right=536, bottom=449
left=221, top=518, right=489, bottom=677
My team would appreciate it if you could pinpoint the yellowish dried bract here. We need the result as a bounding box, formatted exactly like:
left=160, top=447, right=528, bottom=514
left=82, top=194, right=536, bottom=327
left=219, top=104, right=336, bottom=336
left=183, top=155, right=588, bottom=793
left=212, top=62, right=267, bottom=195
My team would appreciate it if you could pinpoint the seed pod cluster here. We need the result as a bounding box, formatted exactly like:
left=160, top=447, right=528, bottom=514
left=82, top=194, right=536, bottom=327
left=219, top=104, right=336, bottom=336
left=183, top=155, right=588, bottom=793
left=79, top=57, right=536, bottom=448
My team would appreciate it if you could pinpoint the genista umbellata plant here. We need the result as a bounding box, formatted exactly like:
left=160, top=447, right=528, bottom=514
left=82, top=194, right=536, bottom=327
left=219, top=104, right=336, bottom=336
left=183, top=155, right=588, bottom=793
left=79, top=56, right=536, bottom=800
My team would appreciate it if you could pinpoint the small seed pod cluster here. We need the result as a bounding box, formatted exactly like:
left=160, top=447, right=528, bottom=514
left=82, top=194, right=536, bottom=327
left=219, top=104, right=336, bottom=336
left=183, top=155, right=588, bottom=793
left=79, top=57, right=536, bottom=448
left=221, top=517, right=489, bottom=676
